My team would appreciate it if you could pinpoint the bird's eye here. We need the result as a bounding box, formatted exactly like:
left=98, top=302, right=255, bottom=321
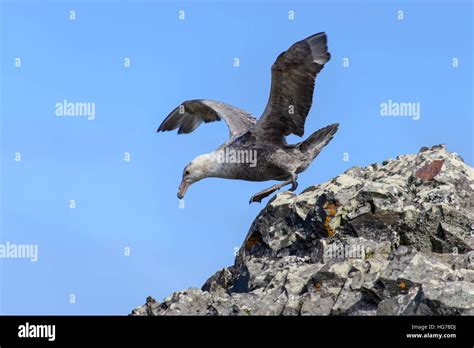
left=185, top=170, right=190, bottom=175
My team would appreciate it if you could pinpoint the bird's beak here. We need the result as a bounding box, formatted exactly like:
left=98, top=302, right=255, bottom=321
left=177, top=180, right=189, bottom=199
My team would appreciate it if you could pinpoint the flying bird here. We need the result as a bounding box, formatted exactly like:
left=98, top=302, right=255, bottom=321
left=157, top=32, right=338, bottom=203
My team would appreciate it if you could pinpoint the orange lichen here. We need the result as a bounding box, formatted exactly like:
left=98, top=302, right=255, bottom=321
left=245, top=232, right=263, bottom=250
left=322, top=202, right=338, bottom=237
left=324, top=202, right=337, bottom=216
left=323, top=217, right=334, bottom=237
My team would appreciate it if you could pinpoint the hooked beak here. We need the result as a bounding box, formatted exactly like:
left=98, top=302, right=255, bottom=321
left=177, top=180, right=190, bottom=199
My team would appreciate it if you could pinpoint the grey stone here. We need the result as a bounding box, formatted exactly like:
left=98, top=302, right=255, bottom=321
left=132, top=145, right=474, bottom=316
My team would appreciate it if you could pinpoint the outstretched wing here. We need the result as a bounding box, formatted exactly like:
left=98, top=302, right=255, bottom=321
left=157, top=99, right=256, bottom=138
left=251, top=32, right=331, bottom=144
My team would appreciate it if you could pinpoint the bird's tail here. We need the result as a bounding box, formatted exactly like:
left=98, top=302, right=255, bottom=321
left=298, top=123, right=339, bottom=159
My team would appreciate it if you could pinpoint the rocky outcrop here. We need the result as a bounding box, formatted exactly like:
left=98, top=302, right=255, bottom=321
left=132, top=145, right=474, bottom=316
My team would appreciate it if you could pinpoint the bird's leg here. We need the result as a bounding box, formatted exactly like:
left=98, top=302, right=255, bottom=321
left=249, top=174, right=298, bottom=204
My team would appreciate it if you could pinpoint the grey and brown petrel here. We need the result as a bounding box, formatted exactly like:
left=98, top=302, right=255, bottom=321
left=157, top=32, right=339, bottom=203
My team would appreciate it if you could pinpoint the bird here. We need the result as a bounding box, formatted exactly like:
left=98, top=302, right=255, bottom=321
left=157, top=32, right=339, bottom=204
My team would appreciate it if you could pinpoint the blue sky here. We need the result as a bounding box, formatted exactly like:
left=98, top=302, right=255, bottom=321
left=0, top=0, right=472, bottom=314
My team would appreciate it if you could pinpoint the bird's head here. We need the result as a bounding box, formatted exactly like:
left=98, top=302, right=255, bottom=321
left=177, top=155, right=213, bottom=199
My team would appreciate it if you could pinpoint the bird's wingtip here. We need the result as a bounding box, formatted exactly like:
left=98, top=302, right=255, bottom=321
left=330, top=123, right=340, bottom=132
left=305, top=32, right=330, bottom=65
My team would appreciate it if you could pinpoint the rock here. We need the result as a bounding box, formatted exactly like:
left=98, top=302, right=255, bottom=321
left=131, top=145, right=474, bottom=316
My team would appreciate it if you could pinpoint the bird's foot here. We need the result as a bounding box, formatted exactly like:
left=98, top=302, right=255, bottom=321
left=249, top=179, right=294, bottom=204
left=249, top=188, right=278, bottom=204
left=249, top=175, right=298, bottom=204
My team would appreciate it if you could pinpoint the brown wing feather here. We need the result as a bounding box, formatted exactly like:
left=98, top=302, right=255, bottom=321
left=251, top=32, right=330, bottom=143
